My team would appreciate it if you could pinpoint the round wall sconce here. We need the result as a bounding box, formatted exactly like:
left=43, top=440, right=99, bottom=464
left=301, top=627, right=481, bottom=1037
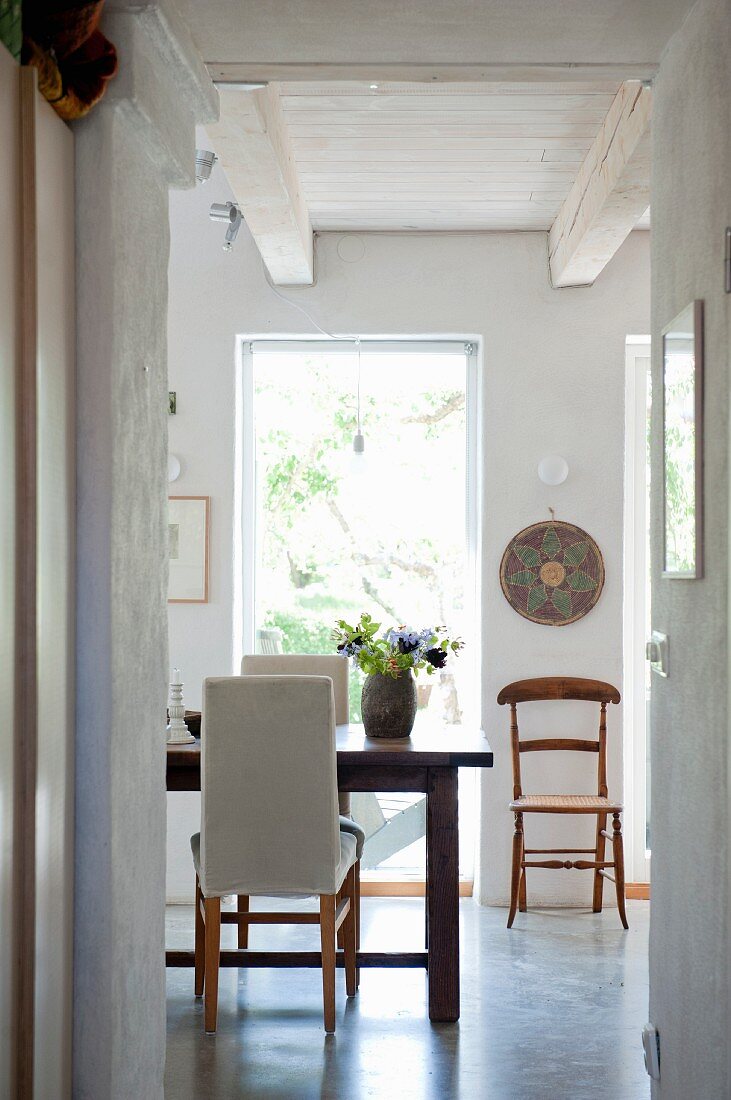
left=538, top=454, right=569, bottom=485
left=168, top=454, right=181, bottom=482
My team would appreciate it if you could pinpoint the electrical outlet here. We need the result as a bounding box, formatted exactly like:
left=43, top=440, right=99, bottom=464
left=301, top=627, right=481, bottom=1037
left=642, top=1024, right=660, bottom=1080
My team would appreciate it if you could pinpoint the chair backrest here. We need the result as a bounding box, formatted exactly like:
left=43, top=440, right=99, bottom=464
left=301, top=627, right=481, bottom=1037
left=241, top=653, right=350, bottom=726
left=199, top=675, right=341, bottom=897
left=496, top=677, right=621, bottom=800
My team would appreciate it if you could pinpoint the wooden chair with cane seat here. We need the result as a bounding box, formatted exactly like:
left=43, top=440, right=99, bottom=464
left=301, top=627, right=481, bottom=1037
left=496, top=677, right=627, bottom=930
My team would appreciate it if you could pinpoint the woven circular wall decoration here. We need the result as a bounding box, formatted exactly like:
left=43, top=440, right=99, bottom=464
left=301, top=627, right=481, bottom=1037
left=499, top=520, right=605, bottom=626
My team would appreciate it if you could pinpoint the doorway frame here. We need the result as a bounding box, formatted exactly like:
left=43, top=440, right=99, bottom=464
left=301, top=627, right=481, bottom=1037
left=623, top=336, right=652, bottom=885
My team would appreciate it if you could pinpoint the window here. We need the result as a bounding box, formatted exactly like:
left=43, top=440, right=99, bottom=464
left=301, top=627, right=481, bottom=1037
left=237, top=338, right=479, bottom=880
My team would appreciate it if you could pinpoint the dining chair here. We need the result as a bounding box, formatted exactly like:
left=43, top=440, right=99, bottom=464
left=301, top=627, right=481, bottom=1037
left=191, top=674, right=359, bottom=1033
left=240, top=653, right=362, bottom=954
left=496, top=677, right=627, bottom=930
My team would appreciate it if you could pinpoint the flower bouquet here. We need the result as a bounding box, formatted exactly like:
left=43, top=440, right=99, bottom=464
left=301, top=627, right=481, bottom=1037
left=333, top=613, right=463, bottom=738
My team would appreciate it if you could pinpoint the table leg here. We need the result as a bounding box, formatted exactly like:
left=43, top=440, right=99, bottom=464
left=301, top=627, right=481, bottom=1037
left=426, top=766, right=459, bottom=1022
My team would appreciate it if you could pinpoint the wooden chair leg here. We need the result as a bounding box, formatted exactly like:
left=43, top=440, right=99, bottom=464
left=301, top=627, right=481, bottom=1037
left=518, top=831, right=527, bottom=912
left=203, top=897, right=221, bottom=1033
left=336, top=885, right=344, bottom=949
left=237, top=894, right=249, bottom=949
left=343, top=867, right=357, bottom=997
left=354, top=859, right=361, bottom=989
left=319, top=894, right=337, bottom=1033
left=507, top=812, right=523, bottom=929
left=612, top=812, right=629, bottom=930
left=593, top=812, right=607, bottom=912
left=194, top=876, right=205, bottom=997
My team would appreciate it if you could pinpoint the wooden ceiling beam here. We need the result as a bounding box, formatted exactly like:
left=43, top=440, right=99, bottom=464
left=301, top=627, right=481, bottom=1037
left=208, top=84, right=314, bottom=285
left=547, top=82, right=652, bottom=288
left=208, top=62, right=658, bottom=84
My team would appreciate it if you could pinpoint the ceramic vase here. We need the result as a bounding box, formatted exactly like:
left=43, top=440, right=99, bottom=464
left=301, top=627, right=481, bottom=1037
left=361, top=670, right=417, bottom=739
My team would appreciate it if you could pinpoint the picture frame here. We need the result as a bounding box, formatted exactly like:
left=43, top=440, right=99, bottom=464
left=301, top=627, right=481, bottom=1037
left=662, top=300, right=704, bottom=579
left=168, top=496, right=210, bottom=602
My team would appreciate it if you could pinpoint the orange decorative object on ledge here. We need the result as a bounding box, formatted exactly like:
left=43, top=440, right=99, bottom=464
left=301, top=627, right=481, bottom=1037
left=22, top=0, right=117, bottom=120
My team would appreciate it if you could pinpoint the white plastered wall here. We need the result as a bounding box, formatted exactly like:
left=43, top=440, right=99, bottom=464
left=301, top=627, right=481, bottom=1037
left=166, top=146, right=650, bottom=904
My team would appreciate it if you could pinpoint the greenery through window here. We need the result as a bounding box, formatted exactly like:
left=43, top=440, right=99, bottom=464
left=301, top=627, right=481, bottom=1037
left=249, top=341, right=475, bottom=877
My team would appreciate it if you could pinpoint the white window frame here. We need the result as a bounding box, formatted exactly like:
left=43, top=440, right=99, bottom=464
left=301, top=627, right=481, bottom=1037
left=234, top=335, right=482, bottom=877
left=623, top=337, right=652, bottom=884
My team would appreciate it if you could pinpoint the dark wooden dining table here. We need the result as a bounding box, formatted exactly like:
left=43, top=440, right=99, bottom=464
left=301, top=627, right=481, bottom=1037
left=166, top=720, right=493, bottom=1022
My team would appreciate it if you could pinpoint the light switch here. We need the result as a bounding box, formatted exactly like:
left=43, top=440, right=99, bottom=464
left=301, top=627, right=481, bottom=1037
left=642, top=1024, right=661, bottom=1080
left=646, top=631, right=669, bottom=677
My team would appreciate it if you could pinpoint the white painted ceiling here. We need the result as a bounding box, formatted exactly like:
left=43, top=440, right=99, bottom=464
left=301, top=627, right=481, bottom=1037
left=279, top=80, right=624, bottom=231
left=186, top=3, right=660, bottom=248
left=176, top=0, right=695, bottom=70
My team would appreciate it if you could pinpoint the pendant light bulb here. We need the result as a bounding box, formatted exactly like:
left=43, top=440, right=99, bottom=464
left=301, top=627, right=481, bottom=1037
left=352, top=338, right=365, bottom=456
left=350, top=339, right=367, bottom=475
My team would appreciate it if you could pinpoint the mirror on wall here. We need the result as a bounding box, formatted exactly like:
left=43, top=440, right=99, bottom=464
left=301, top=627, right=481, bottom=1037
left=662, top=300, right=704, bottom=579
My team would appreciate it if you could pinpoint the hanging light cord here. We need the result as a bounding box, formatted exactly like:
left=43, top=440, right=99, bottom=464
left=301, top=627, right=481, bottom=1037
left=259, top=254, right=363, bottom=450
left=260, top=256, right=356, bottom=343
left=356, top=338, right=362, bottom=433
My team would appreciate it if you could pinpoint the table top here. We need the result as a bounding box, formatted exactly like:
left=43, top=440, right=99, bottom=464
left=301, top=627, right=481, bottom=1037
left=167, top=720, right=493, bottom=769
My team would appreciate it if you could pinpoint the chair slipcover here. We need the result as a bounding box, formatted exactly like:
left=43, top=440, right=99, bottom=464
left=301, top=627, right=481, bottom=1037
left=195, top=675, right=355, bottom=898
left=241, top=654, right=349, bottom=726
left=241, top=654, right=352, bottom=816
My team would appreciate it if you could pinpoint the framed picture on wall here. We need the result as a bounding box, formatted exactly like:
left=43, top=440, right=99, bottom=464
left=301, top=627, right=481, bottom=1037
left=168, top=496, right=210, bottom=602
left=662, top=300, right=704, bottom=579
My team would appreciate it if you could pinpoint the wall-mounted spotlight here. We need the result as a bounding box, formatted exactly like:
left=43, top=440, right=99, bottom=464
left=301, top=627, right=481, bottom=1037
left=210, top=201, right=243, bottom=252
left=195, top=149, right=217, bottom=183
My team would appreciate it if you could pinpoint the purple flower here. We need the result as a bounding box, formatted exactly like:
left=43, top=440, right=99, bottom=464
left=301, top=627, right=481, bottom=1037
left=337, top=633, right=363, bottom=658
left=425, top=647, right=447, bottom=669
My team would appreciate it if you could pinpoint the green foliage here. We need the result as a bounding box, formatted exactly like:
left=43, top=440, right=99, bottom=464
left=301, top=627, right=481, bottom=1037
left=254, top=354, right=468, bottom=721
left=264, top=449, right=339, bottom=527
left=266, top=610, right=333, bottom=655
left=333, top=612, right=464, bottom=680
left=664, top=364, right=696, bottom=572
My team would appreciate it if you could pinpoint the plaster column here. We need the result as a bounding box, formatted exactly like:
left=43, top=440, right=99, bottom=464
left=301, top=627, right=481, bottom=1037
left=73, top=5, right=216, bottom=1096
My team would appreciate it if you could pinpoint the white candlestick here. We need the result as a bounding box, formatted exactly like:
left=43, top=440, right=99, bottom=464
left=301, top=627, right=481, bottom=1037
left=167, top=676, right=194, bottom=744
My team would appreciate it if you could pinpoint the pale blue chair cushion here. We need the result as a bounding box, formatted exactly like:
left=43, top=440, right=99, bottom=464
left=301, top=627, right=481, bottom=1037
left=338, top=815, right=365, bottom=860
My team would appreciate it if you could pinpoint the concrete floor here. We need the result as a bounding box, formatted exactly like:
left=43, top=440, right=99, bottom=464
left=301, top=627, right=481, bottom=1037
left=166, top=897, right=650, bottom=1100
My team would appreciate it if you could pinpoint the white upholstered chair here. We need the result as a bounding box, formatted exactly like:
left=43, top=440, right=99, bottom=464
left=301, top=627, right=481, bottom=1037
left=241, top=653, right=349, bottom=729
left=191, top=675, right=358, bottom=1033
left=239, top=653, right=363, bottom=955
